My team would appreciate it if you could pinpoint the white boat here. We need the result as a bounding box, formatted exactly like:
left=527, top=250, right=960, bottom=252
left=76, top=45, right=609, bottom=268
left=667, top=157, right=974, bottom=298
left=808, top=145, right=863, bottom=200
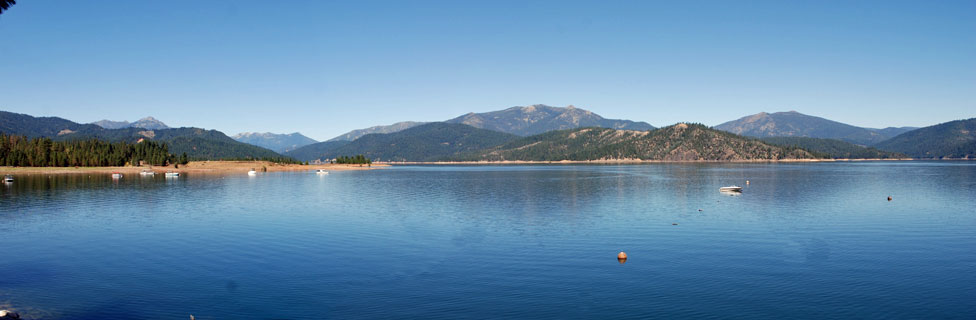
left=111, top=172, right=123, bottom=179
left=3, top=175, right=13, bottom=183
left=315, top=169, right=329, bottom=175
left=719, top=185, right=742, bottom=192
left=165, top=172, right=180, bottom=178
left=140, top=170, right=156, bottom=176
left=247, top=170, right=257, bottom=176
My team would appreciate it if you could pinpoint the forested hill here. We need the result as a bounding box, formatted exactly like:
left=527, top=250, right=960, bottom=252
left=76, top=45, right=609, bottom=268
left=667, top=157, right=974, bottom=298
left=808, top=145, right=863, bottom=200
left=874, top=118, right=976, bottom=159
left=289, top=122, right=520, bottom=162
left=715, top=111, right=905, bottom=145
left=761, top=137, right=905, bottom=159
left=456, top=123, right=816, bottom=161
left=0, top=110, right=292, bottom=161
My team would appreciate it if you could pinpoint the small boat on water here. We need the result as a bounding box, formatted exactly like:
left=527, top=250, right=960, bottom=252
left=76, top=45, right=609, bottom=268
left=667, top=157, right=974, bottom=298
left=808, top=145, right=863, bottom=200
left=719, top=185, right=743, bottom=192
left=165, top=172, right=180, bottom=178
left=247, top=170, right=257, bottom=176
left=315, top=169, right=329, bottom=175
left=140, top=170, right=156, bottom=176
left=111, top=172, right=123, bottom=179
left=3, top=175, right=13, bottom=183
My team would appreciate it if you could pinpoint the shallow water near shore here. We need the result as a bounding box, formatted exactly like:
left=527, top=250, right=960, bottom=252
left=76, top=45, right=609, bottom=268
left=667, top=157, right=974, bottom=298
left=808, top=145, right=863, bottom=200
left=1, top=162, right=975, bottom=319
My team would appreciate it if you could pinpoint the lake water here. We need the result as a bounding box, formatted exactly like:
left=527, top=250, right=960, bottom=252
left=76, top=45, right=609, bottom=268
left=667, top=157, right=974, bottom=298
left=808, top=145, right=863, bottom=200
left=1, top=162, right=975, bottom=319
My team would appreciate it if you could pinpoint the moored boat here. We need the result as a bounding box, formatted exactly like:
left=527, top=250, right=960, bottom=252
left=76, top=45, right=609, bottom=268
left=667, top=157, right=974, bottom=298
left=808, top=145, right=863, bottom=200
left=140, top=170, right=156, bottom=176
left=3, top=175, right=13, bottom=183
left=719, top=185, right=743, bottom=192
left=315, top=169, right=329, bottom=175
left=165, top=172, right=180, bottom=178
left=111, top=172, right=123, bottom=179
left=247, top=169, right=257, bottom=176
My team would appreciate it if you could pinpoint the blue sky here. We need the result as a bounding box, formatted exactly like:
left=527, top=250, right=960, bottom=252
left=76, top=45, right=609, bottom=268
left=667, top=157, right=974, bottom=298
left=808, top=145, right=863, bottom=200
left=1, top=0, right=973, bottom=141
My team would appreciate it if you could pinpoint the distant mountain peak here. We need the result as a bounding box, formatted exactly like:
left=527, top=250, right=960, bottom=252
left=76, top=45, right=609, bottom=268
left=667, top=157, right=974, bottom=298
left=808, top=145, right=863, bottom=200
left=231, top=131, right=318, bottom=153
left=445, top=104, right=654, bottom=136
left=92, top=116, right=169, bottom=130
left=715, top=111, right=913, bottom=145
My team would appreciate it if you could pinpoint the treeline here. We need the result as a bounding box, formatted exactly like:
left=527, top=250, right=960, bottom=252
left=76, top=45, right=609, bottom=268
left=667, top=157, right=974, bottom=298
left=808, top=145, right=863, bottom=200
left=0, top=133, right=186, bottom=167
left=334, top=155, right=372, bottom=164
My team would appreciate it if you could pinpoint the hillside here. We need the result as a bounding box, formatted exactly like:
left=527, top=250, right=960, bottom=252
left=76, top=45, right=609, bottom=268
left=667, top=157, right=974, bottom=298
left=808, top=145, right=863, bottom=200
left=290, top=122, right=519, bottom=162
left=446, top=104, right=654, bottom=136
left=327, top=121, right=428, bottom=142
left=232, top=132, right=318, bottom=153
left=1, top=110, right=103, bottom=137
left=458, top=124, right=815, bottom=161
left=761, top=137, right=904, bottom=159
left=874, top=118, right=976, bottom=159
left=715, top=111, right=901, bottom=145
left=1, top=111, right=291, bottom=161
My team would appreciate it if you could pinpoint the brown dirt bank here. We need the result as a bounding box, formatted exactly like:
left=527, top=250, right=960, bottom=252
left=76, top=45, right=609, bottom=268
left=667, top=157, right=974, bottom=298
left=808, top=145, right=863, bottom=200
left=0, top=161, right=385, bottom=175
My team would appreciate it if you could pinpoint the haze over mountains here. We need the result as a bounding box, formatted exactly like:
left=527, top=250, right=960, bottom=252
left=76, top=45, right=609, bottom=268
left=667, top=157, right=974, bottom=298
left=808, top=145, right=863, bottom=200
left=232, top=132, right=318, bottom=153
left=715, top=111, right=917, bottom=145
left=92, top=117, right=171, bottom=130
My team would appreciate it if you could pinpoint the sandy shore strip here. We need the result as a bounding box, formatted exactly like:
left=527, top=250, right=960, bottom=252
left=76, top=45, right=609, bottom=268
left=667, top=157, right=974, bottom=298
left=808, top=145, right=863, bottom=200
left=0, top=161, right=385, bottom=175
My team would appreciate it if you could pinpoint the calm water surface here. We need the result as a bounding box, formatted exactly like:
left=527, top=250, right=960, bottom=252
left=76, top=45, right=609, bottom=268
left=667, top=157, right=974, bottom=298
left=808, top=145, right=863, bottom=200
left=1, top=163, right=975, bottom=319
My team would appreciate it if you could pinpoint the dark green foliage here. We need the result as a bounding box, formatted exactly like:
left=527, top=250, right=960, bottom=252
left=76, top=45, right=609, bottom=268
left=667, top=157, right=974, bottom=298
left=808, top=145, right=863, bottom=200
left=456, top=124, right=816, bottom=161
left=873, top=118, right=976, bottom=159
left=288, top=123, right=520, bottom=162
left=0, top=0, right=16, bottom=15
left=0, top=133, right=172, bottom=167
left=761, top=137, right=905, bottom=159
left=335, top=155, right=372, bottom=164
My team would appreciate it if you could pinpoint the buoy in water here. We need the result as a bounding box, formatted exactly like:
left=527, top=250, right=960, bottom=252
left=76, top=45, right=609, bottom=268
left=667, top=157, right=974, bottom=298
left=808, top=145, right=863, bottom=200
left=672, top=223, right=678, bottom=226
left=746, top=180, right=750, bottom=185
left=617, top=251, right=628, bottom=264
left=887, top=196, right=892, bottom=201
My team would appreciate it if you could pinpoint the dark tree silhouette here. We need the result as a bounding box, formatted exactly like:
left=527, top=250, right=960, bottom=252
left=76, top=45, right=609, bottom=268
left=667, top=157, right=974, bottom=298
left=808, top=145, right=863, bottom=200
left=0, top=0, right=16, bottom=15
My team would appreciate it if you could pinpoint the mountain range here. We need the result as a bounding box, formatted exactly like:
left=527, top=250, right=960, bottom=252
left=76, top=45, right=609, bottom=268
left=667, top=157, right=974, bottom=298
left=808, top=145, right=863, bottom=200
left=1, top=111, right=289, bottom=161
left=232, top=132, right=318, bottom=153
left=3, top=107, right=974, bottom=163
left=325, top=105, right=653, bottom=142
left=715, top=111, right=916, bottom=145
left=92, top=116, right=171, bottom=130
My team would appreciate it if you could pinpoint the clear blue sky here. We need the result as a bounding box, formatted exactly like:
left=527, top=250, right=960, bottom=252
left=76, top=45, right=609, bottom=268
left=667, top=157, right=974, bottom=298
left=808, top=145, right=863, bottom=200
left=1, top=0, right=973, bottom=141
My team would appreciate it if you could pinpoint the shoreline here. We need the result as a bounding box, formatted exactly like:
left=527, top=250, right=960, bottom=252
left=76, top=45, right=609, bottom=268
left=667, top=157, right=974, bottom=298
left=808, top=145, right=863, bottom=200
left=0, top=161, right=385, bottom=175
left=376, top=158, right=932, bottom=165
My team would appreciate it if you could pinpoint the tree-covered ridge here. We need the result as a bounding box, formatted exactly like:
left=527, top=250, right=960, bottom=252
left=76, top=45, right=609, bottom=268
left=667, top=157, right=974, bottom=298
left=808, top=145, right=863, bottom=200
left=761, top=137, right=905, bottom=159
left=289, top=122, right=520, bottom=162
left=284, top=140, right=351, bottom=162
left=445, top=104, right=654, bottom=136
left=0, top=133, right=178, bottom=167
left=1, top=111, right=296, bottom=161
left=457, top=124, right=816, bottom=161
left=874, top=118, right=976, bottom=159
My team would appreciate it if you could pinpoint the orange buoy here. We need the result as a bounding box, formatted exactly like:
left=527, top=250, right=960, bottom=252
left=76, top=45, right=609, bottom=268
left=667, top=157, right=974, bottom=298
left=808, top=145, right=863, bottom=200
left=617, top=251, right=627, bottom=259
left=887, top=196, right=892, bottom=201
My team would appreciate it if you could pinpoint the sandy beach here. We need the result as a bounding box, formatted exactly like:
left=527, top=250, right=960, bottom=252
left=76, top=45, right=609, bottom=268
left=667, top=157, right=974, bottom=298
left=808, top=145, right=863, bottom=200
left=0, top=160, right=385, bottom=175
